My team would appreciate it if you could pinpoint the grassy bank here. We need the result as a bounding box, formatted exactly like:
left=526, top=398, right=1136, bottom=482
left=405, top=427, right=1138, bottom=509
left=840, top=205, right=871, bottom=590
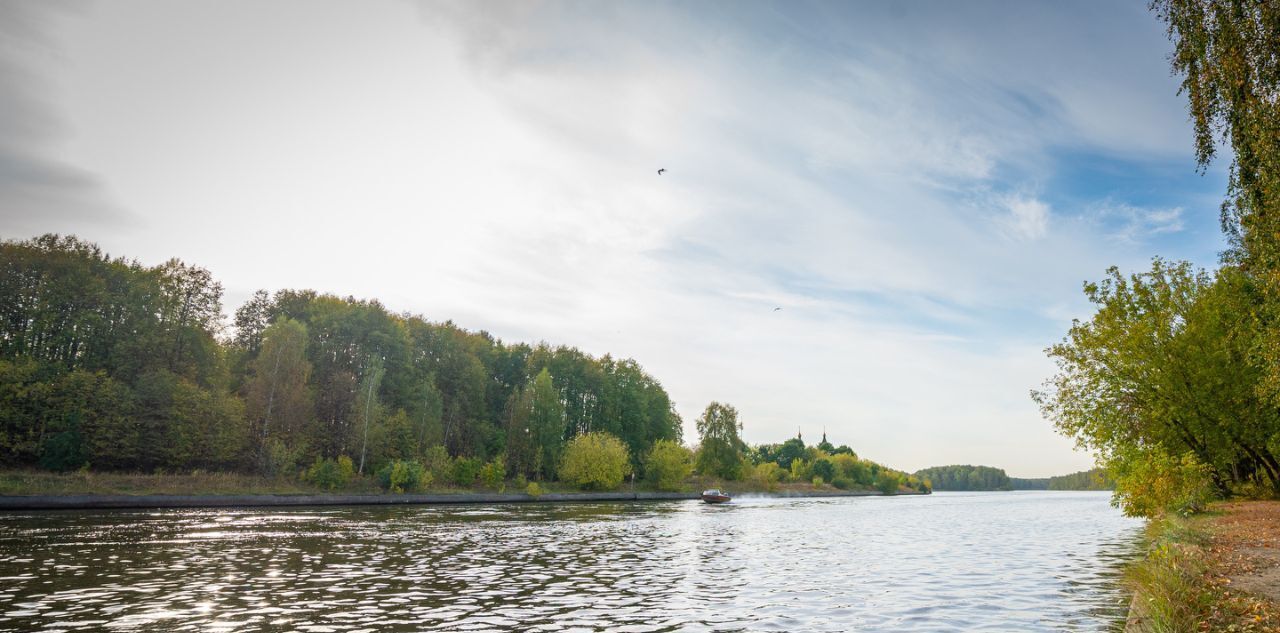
left=1126, top=501, right=1280, bottom=632
left=0, top=469, right=915, bottom=499
left=0, top=469, right=381, bottom=497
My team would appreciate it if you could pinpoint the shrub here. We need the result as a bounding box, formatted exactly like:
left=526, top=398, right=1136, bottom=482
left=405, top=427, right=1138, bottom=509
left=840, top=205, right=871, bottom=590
left=451, top=456, right=482, bottom=486
left=40, top=429, right=86, bottom=472
left=559, top=431, right=632, bottom=491
left=422, top=445, right=451, bottom=482
left=525, top=481, right=543, bottom=498
left=789, top=459, right=811, bottom=482
left=831, top=477, right=853, bottom=490
left=305, top=455, right=355, bottom=490
left=264, top=439, right=306, bottom=478
left=644, top=440, right=693, bottom=491
left=1112, top=451, right=1215, bottom=517
left=377, top=459, right=430, bottom=493
left=746, top=462, right=784, bottom=491
left=875, top=471, right=901, bottom=495
left=513, top=473, right=528, bottom=489
left=829, top=453, right=854, bottom=475
left=479, top=456, right=506, bottom=492
left=811, top=458, right=836, bottom=483
left=812, top=476, right=824, bottom=488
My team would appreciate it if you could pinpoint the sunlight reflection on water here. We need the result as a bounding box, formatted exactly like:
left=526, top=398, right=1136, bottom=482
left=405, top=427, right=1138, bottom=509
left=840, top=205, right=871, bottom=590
left=0, top=491, right=1141, bottom=632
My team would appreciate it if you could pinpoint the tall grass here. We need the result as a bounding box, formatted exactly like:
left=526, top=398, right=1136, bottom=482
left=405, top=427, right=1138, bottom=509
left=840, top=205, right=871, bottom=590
left=1126, top=515, right=1213, bottom=632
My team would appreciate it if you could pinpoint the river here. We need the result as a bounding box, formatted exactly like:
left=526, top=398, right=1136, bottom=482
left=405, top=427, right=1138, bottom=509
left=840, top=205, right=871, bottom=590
left=0, top=490, right=1142, bottom=632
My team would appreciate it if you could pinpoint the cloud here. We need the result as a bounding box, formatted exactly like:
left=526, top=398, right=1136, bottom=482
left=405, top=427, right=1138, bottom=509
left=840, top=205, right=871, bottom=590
left=5, top=0, right=1222, bottom=477
left=0, top=1, right=122, bottom=234
left=1090, top=200, right=1185, bottom=242
left=996, top=194, right=1051, bottom=240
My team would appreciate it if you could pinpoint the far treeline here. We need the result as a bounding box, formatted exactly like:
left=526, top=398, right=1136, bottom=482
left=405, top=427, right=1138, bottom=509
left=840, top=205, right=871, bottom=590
left=1035, top=1, right=1280, bottom=517
left=0, top=234, right=926, bottom=496
left=913, top=465, right=1112, bottom=492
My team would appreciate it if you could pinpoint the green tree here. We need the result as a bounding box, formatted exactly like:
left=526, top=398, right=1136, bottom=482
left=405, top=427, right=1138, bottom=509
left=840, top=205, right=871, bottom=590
left=695, top=402, right=746, bottom=480
left=811, top=457, right=836, bottom=483
left=244, top=319, right=312, bottom=467
left=356, top=356, right=385, bottom=475
left=1153, top=0, right=1280, bottom=271
left=479, top=455, right=506, bottom=492
left=876, top=471, right=901, bottom=495
left=775, top=437, right=807, bottom=470
left=914, top=465, right=1012, bottom=491
left=528, top=368, right=565, bottom=479
left=644, top=440, right=693, bottom=491
left=1035, top=261, right=1280, bottom=514
left=558, top=431, right=632, bottom=490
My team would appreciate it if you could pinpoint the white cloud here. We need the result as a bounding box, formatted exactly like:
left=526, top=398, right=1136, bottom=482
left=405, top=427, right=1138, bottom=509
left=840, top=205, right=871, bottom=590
left=1091, top=200, right=1186, bottom=242
left=997, top=194, right=1051, bottom=240
left=2, top=0, right=1224, bottom=477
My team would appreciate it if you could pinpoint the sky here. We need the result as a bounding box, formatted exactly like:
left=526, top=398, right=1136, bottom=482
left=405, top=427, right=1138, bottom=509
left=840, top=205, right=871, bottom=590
left=0, top=0, right=1230, bottom=477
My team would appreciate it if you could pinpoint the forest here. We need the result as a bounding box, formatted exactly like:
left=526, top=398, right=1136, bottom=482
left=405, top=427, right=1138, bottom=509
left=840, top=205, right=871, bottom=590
left=910, top=465, right=1112, bottom=492
left=913, top=465, right=1011, bottom=491
left=0, top=234, right=679, bottom=482
left=1035, top=0, right=1280, bottom=517
left=0, top=234, right=924, bottom=494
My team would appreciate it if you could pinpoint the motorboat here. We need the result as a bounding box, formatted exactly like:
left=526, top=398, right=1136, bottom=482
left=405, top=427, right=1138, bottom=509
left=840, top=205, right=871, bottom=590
left=701, top=489, right=731, bottom=504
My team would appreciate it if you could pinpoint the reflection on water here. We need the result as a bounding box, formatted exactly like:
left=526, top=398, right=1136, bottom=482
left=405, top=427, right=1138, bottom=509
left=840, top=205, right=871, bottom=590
left=0, top=491, right=1141, bottom=632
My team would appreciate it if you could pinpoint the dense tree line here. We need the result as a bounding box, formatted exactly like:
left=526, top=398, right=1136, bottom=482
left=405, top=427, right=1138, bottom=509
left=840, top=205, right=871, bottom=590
left=1046, top=469, right=1112, bottom=491
left=1009, top=469, right=1113, bottom=491
left=1008, top=477, right=1049, bottom=491
left=907, top=466, right=1114, bottom=492
left=913, top=465, right=1011, bottom=491
left=748, top=430, right=928, bottom=493
left=0, top=235, right=931, bottom=496
left=0, top=235, right=682, bottom=482
left=1036, top=1, right=1280, bottom=516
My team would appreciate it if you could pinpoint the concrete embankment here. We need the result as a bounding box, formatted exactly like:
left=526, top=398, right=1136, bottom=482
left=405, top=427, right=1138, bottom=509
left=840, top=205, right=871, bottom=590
left=0, top=488, right=923, bottom=511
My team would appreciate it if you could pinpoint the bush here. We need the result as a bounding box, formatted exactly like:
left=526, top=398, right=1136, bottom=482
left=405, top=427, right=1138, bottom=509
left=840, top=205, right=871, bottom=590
left=376, top=459, right=430, bottom=493
left=264, top=439, right=306, bottom=478
left=422, top=445, right=451, bottom=482
left=745, top=462, right=784, bottom=491
left=525, top=481, right=543, bottom=498
left=789, top=459, right=811, bottom=482
left=451, top=456, right=482, bottom=486
left=645, top=440, right=693, bottom=491
left=811, top=458, right=835, bottom=483
left=875, top=471, right=901, bottom=495
left=40, top=429, right=86, bottom=472
left=479, top=456, right=506, bottom=492
left=559, top=431, right=632, bottom=491
left=1112, top=451, right=1215, bottom=517
left=305, top=455, right=355, bottom=490
left=831, top=477, right=853, bottom=490
left=812, top=476, right=824, bottom=488
left=513, top=473, right=528, bottom=489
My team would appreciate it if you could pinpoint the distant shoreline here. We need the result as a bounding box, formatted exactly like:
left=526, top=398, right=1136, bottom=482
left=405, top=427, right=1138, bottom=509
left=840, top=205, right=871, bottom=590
left=0, top=488, right=926, bottom=511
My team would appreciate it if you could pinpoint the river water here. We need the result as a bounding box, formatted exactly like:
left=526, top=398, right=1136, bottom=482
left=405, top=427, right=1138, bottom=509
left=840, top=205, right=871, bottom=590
left=0, top=491, right=1142, bottom=632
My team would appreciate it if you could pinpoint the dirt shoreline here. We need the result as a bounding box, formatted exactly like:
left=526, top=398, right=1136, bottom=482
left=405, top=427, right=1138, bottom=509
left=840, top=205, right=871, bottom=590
left=1124, top=500, right=1280, bottom=632
left=0, top=488, right=924, bottom=510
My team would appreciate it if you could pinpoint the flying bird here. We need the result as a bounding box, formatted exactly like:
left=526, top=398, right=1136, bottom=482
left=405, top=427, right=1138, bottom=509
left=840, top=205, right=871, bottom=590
left=774, top=307, right=782, bottom=312
left=657, top=168, right=666, bottom=175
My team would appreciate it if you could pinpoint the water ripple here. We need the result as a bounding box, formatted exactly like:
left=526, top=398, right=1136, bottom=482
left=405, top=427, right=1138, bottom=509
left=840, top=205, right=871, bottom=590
left=0, top=491, right=1141, bottom=632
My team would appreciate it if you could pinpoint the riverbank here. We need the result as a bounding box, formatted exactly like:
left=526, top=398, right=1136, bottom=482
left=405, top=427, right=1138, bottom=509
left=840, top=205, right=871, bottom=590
left=0, top=487, right=921, bottom=510
left=0, top=469, right=925, bottom=510
left=1125, top=500, right=1280, bottom=632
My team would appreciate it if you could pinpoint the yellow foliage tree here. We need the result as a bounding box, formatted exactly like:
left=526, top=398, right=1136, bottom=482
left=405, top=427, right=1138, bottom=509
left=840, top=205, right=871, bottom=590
left=559, top=431, right=632, bottom=491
